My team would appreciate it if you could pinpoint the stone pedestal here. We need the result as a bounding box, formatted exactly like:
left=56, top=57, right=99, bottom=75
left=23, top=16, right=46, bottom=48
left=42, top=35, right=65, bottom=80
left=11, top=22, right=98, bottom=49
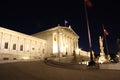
left=98, top=53, right=106, bottom=64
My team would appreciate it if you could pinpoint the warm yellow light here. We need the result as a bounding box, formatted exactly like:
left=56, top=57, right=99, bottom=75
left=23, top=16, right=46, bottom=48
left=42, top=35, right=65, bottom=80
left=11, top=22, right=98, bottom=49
left=53, top=33, right=58, bottom=54
left=60, top=43, right=66, bottom=53
left=53, top=45, right=58, bottom=53
left=22, top=56, right=30, bottom=60
left=98, top=56, right=106, bottom=64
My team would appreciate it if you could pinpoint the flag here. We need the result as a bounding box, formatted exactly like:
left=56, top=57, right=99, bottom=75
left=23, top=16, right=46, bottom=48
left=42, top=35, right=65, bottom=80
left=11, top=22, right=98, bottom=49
left=85, top=0, right=92, bottom=7
left=104, top=29, right=109, bottom=36
left=65, top=20, right=68, bottom=24
left=64, top=20, right=68, bottom=27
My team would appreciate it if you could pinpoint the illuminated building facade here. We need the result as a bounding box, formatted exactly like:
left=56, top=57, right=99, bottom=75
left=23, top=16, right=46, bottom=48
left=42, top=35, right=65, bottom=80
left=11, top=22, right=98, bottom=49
left=32, top=25, right=79, bottom=57
left=0, top=27, right=46, bottom=60
left=0, top=26, right=90, bottom=61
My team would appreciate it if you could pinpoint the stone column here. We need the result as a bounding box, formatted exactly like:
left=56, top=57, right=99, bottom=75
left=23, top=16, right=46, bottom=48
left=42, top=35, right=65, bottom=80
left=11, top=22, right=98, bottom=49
left=0, top=32, right=3, bottom=50
left=17, top=36, right=19, bottom=52
left=57, top=29, right=60, bottom=57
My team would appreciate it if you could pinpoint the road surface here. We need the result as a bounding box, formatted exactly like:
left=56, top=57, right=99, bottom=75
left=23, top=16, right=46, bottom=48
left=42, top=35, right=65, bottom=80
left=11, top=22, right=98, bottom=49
left=0, top=61, right=120, bottom=80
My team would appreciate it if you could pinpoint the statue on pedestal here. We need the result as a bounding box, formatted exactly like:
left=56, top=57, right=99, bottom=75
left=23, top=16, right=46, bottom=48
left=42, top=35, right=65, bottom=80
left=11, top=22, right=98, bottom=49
left=98, top=36, right=107, bottom=63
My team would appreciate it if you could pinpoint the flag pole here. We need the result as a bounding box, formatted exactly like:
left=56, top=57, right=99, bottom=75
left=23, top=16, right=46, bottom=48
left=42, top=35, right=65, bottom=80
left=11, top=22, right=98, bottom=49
left=84, top=0, right=95, bottom=66
left=64, top=20, right=68, bottom=27
left=65, top=22, right=66, bottom=27
left=102, top=24, right=109, bottom=55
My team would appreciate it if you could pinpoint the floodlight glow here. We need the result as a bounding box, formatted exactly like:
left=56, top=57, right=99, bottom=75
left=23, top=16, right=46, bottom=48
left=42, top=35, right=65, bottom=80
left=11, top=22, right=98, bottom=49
left=53, top=44, right=58, bottom=53
left=22, top=56, right=30, bottom=60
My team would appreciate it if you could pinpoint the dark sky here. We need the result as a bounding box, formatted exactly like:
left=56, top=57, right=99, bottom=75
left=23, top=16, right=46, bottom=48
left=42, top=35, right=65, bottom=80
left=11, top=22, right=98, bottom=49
left=0, top=0, right=120, bottom=54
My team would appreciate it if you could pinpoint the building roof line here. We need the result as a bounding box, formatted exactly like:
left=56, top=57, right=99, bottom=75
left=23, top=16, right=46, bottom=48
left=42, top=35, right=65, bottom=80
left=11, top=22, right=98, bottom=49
left=32, top=26, right=79, bottom=38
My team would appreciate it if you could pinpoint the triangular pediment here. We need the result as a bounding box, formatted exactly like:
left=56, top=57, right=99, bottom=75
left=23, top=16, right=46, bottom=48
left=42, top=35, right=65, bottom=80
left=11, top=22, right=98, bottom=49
left=32, top=26, right=79, bottom=38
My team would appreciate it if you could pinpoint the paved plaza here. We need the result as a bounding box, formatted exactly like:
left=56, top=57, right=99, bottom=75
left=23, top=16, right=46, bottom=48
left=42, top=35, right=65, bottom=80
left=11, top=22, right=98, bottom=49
left=0, top=61, right=120, bottom=80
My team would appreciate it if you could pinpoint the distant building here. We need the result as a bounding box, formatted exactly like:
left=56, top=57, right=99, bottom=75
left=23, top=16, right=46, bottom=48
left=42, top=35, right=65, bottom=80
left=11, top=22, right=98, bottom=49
left=0, top=26, right=90, bottom=61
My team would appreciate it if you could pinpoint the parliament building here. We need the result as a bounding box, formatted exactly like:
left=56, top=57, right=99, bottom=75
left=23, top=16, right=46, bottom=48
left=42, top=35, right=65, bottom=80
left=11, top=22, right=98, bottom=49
left=0, top=25, right=90, bottom=61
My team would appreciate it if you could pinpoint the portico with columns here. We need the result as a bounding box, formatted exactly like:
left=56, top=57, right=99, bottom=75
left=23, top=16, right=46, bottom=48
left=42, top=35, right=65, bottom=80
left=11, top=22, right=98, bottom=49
left=32, top=25, right=79, bottom=57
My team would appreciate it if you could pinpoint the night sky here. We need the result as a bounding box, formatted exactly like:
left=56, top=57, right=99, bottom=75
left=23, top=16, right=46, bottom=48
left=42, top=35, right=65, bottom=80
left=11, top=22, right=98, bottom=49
left=0, top=0, right=119, bottom=54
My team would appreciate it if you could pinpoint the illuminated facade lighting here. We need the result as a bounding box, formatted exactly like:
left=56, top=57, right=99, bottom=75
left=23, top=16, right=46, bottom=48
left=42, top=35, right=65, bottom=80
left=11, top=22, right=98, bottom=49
left=32, top=25, right=79, bottom=57
left=0, top=26, right=91, bottom=61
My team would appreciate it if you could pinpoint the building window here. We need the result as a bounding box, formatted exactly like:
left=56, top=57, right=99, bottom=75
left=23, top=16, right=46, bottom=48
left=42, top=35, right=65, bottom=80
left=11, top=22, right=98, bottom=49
left=20, top=45, right=23, bottom=51
left=32, top=48, right=35, bottom=50
left=4, top=42, right=8, bottom=49
left=13, top=44, right=16, bottom=50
